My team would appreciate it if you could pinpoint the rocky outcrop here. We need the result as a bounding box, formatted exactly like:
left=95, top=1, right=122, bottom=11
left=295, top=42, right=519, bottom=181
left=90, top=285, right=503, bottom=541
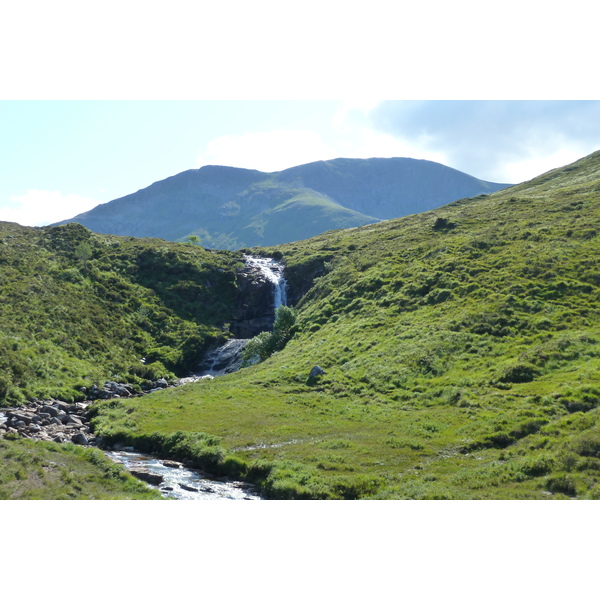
left=231, top=261, right=278, bottom=338
left=196, top=339, right=249, bottom=376
left=0, top=399, right=100, bottom=446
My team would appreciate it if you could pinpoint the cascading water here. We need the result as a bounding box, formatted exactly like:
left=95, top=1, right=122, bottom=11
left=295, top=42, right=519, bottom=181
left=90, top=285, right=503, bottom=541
left=243, top=255, right=288, bottom=309
left=196, top=255, right=289, bottom=378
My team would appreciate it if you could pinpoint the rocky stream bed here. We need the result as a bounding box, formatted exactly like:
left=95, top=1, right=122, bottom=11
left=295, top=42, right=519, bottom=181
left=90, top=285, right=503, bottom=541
left=0, top=256, right=292, bottom=500
left=0, top=380, right=262, bottom=500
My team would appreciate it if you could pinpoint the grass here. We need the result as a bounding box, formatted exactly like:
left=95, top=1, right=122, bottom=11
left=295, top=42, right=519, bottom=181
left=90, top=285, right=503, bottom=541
left=0, top=221, right=244, bottom=404
left=4, top=149, right=600, bottom=499
left=88, top=149, right=600, bottom=499
left=0, top=436, right=162, bottom=499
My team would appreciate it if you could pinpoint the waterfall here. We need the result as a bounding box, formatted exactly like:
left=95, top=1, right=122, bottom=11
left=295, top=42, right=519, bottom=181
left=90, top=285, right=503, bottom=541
left=196, top=255, right=288, bottom=378
left=243, top=255, right=288, bottom=309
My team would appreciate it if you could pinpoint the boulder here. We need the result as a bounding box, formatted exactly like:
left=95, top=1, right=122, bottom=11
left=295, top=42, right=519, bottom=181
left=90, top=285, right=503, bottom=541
left=39, top=405, right=59, bottom=418
left=71, top=433, right=89, bottom=445
left=130, top=470, right=164, bottom=486
left=179, top=483, right=198, bottom=492
left=309, top=366, right=326, bottom=378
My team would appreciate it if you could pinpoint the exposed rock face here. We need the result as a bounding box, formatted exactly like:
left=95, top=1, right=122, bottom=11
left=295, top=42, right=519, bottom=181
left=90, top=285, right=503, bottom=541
left=231, top=261, right=278, bottom=338
left=196, top=339, right=249, bottom=376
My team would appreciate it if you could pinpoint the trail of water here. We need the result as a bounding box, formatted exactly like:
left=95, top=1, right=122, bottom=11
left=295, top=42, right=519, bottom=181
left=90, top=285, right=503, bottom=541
left=244, top=255, right=288, bottom=308
left=105, top=450, right=263, bottom=500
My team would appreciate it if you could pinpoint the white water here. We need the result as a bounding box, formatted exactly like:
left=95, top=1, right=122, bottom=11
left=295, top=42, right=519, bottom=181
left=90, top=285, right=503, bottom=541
left=105, top=450, right=262, bottom=500
left=244, top=255, right=288, bottom=309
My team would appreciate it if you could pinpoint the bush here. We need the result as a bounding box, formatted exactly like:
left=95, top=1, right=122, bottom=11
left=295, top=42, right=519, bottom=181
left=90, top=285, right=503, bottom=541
left=499, top=362, right=540, bottom=383
left=242, top=306, right=297, bottom=365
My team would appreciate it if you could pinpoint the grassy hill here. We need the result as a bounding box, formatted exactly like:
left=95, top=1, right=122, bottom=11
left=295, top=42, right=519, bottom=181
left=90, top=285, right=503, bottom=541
left=0, top=221, right=244, bottom=405
left=3, top=150, right=599, bottom=500
left=55, top=158, right=509, bottom=249
left=87, top=149, right=600, bottom=499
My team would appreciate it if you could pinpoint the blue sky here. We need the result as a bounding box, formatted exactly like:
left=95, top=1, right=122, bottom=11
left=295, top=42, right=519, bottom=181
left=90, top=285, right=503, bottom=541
left=1, top=100, right=600, bottom=227
left=1, top=1, right=598, bottom=227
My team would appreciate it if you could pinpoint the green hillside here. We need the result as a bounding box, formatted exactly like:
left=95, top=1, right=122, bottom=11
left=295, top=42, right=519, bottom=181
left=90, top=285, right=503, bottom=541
left=0, top=221, right=243, bottom=404
left=87, top=150, right=600, bottom=499
left=3, top=150, right=600, bottom=500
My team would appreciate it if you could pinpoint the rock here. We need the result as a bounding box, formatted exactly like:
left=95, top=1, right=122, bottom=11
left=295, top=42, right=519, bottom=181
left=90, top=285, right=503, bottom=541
left=309, top=366, right=326, bottom=378
left=156, top=378, right=169, bottom=388
left=163, top=460, right=182, bottom=469
left=130, top=470, right=164, bottom=486
left=71, top=433, right=89, bottom=445
left=39, top=405, right=59, bottom=418
left=179, top=483, right=198, bottom=492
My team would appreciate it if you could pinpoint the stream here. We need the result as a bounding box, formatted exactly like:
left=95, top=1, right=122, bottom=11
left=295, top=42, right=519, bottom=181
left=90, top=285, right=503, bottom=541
left=105, top=449, right=262, bottom=500
left=1, top=255, right=288, bottom=501
left=243, top=254, right=288, bottom=308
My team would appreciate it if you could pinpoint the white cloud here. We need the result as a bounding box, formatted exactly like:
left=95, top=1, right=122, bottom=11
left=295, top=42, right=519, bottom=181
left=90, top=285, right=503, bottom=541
left=197, top=130, right=341, bottom=173
left=0, top=190, right=103, bottom=227
left=368, top=101, right=600, bottom=182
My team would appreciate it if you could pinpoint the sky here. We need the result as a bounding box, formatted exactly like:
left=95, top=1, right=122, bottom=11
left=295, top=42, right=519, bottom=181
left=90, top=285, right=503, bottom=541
left=2, top=99, right=600, bottom=227
left=1, top=2, right=599, bottom=228
left=2, top=0, right=597, bottom=581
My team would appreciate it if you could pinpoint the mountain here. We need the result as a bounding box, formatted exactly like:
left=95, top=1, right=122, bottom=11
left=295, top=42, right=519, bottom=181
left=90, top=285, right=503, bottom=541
left=4, top=150, right=599, bottom=500
left=54, top=158, right=511, bottom=249
left=88, top=148, right=600, bottom=499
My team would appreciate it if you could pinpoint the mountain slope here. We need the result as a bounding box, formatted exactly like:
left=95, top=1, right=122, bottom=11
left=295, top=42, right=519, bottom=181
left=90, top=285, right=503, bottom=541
left=89, top=149, right=600, bottom=499
left=55, top=158, right=510, bottom=249
left=0, top=221, right=245, bottom=404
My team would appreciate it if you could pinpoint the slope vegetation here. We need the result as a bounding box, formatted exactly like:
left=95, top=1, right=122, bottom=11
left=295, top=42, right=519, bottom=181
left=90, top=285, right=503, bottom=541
left=89, top=150, right=600, bottom=499
left=55, top=158, right=509, bottom=249
left=0, top=221, right=243, bottom=404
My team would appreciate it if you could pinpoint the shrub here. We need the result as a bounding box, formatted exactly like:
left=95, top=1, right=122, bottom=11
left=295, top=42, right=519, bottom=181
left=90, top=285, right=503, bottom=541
left=242, top=306, right=297, bottom=365
left=499, top=362, right=540, bottom=383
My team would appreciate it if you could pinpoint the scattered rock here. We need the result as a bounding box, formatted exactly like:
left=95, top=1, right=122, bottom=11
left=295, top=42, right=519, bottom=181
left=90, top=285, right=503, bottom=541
left=309, top=366, right=326, bottom=378
left=71, top=433, right=89, bottom=445
left=130, top=470, right=164, bottom=486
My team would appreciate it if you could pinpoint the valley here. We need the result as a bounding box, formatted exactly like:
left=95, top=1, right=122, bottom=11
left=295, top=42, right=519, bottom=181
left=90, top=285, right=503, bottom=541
left=2, top=150, right=600, bottom=499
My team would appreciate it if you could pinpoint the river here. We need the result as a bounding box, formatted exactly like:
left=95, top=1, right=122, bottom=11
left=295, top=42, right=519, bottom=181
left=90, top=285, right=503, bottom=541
left=106, top=449, right=262, bottom=500
left=0, top=255, right=288, bottom=501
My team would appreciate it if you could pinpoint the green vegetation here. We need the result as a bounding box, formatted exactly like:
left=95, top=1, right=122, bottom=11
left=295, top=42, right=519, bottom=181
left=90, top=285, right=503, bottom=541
left=0, top=222, right=244, bottom=404
left=88, top=149, right=600, bottom=499
left=242, top=306, right=298, bottom=364
left=4, top=150, right=600, bottom=500
left=0, top=436, right=161, bottom=499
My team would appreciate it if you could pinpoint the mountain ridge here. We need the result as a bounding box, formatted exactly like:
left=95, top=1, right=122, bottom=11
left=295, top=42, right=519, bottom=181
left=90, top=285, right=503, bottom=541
left=54, top=157, right=511, bottom=249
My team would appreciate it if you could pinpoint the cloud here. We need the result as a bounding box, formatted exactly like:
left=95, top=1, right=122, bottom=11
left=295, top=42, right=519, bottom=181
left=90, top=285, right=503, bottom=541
left=197, top=130, right=341, bottom=172
left=368, top=101, right=600, bottom=182
left=196, top=117, right=448, bottom=174
left=0, top=190, right=103, bottom=227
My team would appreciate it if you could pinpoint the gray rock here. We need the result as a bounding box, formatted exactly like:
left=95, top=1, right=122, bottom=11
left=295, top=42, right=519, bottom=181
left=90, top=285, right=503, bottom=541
left=179, top=483, right=198, bottom=492
left=309, top=366, right=326, bottom=378
left=71, top=433, right=89, bottom=445
left=53, top=400, right=71, bottom=412
left=40, top=405, right=59, bottom=417
left=131, top=470, right=164, bottom=486
left=156, top=378, right=169, bottom=388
